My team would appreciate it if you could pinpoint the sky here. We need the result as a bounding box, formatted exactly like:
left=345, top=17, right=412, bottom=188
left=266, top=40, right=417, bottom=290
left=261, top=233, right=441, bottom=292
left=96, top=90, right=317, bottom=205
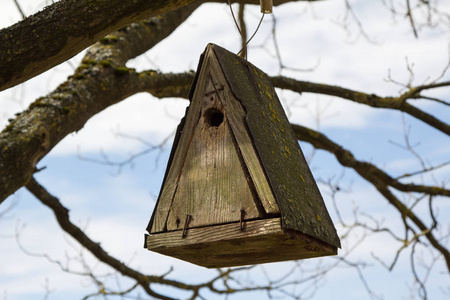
left=0, top=0, right=449, bottom=299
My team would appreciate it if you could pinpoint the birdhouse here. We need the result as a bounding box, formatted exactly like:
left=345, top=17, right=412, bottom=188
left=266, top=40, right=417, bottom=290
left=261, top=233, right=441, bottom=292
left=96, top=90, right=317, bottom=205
left=144, top=44, right=340, bottom=268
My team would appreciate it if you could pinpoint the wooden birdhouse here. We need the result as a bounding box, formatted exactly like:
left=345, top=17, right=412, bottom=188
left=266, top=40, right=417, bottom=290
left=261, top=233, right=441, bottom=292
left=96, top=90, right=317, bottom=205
left=144, top=44, right=340, bottom=268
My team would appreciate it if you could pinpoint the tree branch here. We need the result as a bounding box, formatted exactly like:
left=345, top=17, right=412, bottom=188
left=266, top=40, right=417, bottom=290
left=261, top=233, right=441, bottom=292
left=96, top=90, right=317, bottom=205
left=0, top=0, right=320, bottom=91
left=291, top=123, right=450, bottom=272
left=25, top=177, right=177, bottom=300
left=12, top=0, right=26, bottom=19
left=271, top=76, right=450, bottom=136
left=0, top=0, right=203, bottom=92
left=26, top=177, right=305, bottom=298
left=291, top=124, right=450, bottom=197
left=0, top=5, right=199, bottom=204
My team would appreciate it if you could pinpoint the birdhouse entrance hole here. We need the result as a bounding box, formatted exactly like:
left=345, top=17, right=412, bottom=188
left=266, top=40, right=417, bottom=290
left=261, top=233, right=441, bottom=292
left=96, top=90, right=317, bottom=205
left=205, top=108, right=224, bottom=127
left=144, top=44, right=340, bottom=268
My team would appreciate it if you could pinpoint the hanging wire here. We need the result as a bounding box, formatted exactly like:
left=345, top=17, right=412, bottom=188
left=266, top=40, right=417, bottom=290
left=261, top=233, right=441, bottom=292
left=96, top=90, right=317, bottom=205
left=228, top=0, right=245, bottom=41
left=227, top=0, right=265, bottom=60
left=238, top=13, right=265, bottom=58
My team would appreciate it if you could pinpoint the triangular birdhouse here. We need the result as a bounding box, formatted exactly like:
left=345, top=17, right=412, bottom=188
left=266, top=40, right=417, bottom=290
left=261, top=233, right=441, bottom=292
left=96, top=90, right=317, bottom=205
left=144, top=44, right=340, bottom=268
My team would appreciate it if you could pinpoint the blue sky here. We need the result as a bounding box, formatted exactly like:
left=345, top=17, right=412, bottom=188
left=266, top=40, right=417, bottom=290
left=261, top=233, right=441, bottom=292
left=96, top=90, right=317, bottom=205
left=1, top=0, right=449, bottom=299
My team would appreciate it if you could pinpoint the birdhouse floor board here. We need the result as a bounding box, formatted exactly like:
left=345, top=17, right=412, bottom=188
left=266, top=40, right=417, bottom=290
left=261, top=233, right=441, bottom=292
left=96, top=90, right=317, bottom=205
left=146, top=218, right=337, bottom=268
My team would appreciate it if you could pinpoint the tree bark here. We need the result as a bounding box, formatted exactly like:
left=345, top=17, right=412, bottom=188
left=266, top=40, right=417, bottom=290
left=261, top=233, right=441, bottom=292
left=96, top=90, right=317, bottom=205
left=0, top=0, right=199, bottom=91
left=0, top=0, right=319, bottom=92
left=271, top=76, right=450, bottom=135
left=0, top=5, right=198, bottom=203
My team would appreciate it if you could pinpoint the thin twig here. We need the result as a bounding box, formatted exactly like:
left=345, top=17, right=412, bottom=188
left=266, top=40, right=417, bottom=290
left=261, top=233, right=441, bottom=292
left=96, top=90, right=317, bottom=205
left=13, top=0, right=26, bottom=19
left=406, top=0, right=419, bottom=37
left=238, top=2, right=247, bottom=58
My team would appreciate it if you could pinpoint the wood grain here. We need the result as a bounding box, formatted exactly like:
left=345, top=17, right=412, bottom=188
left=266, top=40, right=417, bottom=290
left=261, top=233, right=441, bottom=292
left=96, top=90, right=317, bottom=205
left=147, top=217, right=337, bottom=268
left=207, top=55, right=280, bottom=214
left=149, top=56, right=207, bottom=233
left=165, top=74, right=261, bottom=230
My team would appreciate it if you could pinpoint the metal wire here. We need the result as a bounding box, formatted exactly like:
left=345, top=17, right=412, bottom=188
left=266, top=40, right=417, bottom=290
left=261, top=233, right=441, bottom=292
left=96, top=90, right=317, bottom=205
left=227, top=1, right=265, bottom=60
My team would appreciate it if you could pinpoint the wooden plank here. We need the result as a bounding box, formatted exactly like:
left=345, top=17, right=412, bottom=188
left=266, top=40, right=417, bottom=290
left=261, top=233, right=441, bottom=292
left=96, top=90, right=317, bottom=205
left=147, top=218, right=337, bottom=268
left=149, top=53, right=210, bottom=233
left=206, top=53, right=280, bottom=215
left=164, top=74, right=262, bottom=230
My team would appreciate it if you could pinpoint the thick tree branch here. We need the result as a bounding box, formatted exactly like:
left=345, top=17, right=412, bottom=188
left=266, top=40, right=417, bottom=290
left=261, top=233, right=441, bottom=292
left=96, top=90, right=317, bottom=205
left=271, top=76, right=450, bottom=136
left=0, top=0, right=201, bottom=92
left=0, top=6, right=199, bottom=204
left=291, top=123, right=450, bottom=271
left=0, top=0, right=319, bottom=91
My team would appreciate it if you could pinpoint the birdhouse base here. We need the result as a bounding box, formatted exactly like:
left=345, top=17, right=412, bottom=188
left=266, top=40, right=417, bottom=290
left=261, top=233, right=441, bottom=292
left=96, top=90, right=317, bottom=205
left=146, top=218, right=337, bottom=268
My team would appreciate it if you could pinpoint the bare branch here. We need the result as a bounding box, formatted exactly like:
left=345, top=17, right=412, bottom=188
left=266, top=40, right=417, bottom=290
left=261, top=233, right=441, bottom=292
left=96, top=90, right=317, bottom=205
left=24, top=177, right=184, bottom=300
left=291, top=123, right=450, bottom=271
left=270, top=13, right=319, bottom=72
left=238, top=2, right=248, bottom=58
left=77, top=131, right=174, bottom=175
left=271, top=76, right=450, bottom=135
left=292, top=123, right=450, bottom=197
left=24, top=177, right=318, bottom=299
left=406, top=0, right=419, bottom=38
left=12, top=0, right=26, bottom=19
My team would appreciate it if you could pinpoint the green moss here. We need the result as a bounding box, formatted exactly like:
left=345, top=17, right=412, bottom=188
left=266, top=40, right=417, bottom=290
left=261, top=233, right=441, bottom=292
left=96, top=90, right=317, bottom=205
left=299, top=174, right=306, bottom=183
left=81, top=59, right=97, bottom=65
left=141, top=70, right=157, bottom=76
left=114, top=67, right=131, bottom=76
left=100, top=35, right=118, bottom=45
left=29, top=103, right=51, bottom=109
left=29, top=97, right=48, bottom=110
left=73, top=73, right=85, bottom=80
left=99, top=60, right=112, bottom=67
left=75, top=65, right=90, bottom=73
left=306, top=128, right=320, bottom=138
left=284, top=145, right=291, bottom=155
left=3, top=123, right=14, bottom=132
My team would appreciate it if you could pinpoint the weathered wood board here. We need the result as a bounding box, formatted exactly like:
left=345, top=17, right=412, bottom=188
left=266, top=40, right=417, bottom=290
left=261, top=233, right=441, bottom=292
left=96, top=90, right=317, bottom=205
left=146, top=218, right=336, bottom=268
left=164, top=77, right=263, bottom=230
